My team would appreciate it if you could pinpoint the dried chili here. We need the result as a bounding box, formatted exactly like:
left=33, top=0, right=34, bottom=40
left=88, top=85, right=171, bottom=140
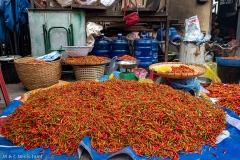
left=63, top=56, right=106, bottom=65
left=27, top=60, right=47, bottom=64
left=221, top=57, right=240, bottom=60
left=118, top=55, right=136, bottom=61
left=206, top=83, right=240, bottom=115
left=206, top=83, right=240, bottom=98
left=1, top=79, right=226, bottom=159
left=170, top=65, right=194, bottom=74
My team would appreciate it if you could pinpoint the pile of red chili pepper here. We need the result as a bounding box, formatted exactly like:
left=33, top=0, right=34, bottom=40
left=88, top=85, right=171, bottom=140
left=221, top=57, right=240, bottom=60
left=27, top=60, right=47, bottom=64
left=63, top=55, right=107, bottom=65
left=170, top=65, right=195, bottom=74
left=118, top=55, right=136, bottom=61
left=206, top=83, right=240, bottom=115
left=1, top=79, right=226, bottom=160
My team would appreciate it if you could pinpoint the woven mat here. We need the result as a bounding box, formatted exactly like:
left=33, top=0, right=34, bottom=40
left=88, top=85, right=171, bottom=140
left=149, top=62, right=206, bottom=79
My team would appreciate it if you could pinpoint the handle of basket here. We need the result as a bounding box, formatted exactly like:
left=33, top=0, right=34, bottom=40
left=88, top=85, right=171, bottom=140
left=124, top=0, right=138, bottom=17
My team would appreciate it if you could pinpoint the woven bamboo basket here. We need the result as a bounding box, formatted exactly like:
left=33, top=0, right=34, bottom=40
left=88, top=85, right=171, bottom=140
left=14, top=57, right=62, bottom=90
left=149, top=62, right=206, bottom=79
left=73, top=64, right=105, bottom=81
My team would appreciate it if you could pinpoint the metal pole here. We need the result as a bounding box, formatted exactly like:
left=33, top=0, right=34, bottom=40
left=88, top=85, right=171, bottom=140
left=12, top=0, right=18, bottom=55
left=164, top=0, right=169, bottom=62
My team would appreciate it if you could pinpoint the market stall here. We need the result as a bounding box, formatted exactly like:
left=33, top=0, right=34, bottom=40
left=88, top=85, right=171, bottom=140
left=0, top=53, right=240, bottom=160
left=1, top=1, right=240, bottom=160
left=0, top=75, right=240, bottom=160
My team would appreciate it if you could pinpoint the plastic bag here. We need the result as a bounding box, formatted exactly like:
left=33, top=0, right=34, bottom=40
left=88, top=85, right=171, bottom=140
left=196, top=34, right=211, bottom=45
left=167, top=77, right=201, bottom=95
left=184, top=15, right=202, bottom=41
left=101, top=0, right=115, bottom=6
left=203, top=62, right=222, bottom=83
left=86, top=22, right=103, bottom=51
left=106, top=56, right=118, bottom=75
left=76, top=0, right=97, bottom=5
left=34, top=51, right=61, bottom=61
left=126, top=32, right=140, bottom=40
left=56, top=0, right=72, bottom=7
left=132, top=68, right=148, bottom=79
left=138, top=78, right=154, bottom=84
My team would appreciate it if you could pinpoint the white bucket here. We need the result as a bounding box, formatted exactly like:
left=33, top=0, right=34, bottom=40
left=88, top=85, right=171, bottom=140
left=179, top=42, right=206, bottom=64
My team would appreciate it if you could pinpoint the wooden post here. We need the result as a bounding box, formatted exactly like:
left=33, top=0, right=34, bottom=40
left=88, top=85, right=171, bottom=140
left=30, top=0, right=35, bottom=8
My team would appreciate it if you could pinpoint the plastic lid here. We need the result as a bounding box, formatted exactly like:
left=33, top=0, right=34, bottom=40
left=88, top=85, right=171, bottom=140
left=0, top=55, right=22, bottom=61
left=141, top=31, right=147, bottom=35
left=118, top=33, right=122, bottom=36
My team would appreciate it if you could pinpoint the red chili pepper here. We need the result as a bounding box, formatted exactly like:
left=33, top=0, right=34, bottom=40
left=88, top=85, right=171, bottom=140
left=1, top=79, right=226, bottom=160
left=223, top=150, right=227, bottom=154
left=213, top=153, right=218, bottom=157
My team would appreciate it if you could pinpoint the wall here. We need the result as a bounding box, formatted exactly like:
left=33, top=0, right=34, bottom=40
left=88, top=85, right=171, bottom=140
left=169, top=0, right=212, bottom=34
left=28, top=10, right=86, bottom=57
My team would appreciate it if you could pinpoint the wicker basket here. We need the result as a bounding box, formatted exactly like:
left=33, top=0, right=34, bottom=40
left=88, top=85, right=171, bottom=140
left=14, top=57, right=62, bottom=90
left=149, top=62, right=206, bottom=79
left=73, top=64, right=105, bottom=81
left=213, top=44, right=238, bottom=57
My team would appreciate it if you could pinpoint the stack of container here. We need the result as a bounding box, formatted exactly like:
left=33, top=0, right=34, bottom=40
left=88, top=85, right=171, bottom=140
left=134, top=31, right=153, bottom=67
left=111, top=33, right=129, bottom=58
left=148, top=32, right=159, bottom=64
left=93, top=32, right=160, bottom=68
left=93, top=33, right=112, bottom=58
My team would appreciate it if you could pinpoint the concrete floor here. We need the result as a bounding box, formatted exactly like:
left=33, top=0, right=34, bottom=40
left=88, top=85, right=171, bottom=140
left=0, top=83, right=27, bottom=113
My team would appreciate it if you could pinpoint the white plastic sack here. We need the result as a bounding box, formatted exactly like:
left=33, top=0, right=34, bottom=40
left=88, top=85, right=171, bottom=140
left=184, top=15, right=203, bottom=42
left=76, top=0, right=97, bottom=5
left=56, top=0, right=72, bottom=7
left=101, top=0, right=115, bottom=6
left=86, top=22, right=103, bottom=51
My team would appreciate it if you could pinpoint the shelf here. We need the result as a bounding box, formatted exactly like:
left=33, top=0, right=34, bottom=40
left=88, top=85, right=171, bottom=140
left=86, top=11, right=168, bottom=22
left=71, top=4, right=107, bottom=10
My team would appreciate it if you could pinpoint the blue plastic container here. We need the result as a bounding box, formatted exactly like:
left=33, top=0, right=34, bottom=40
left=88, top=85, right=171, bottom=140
left=156, top=27, right=171, bottom=41
left=216, top=57, right=240, bottom=84
left=148, top=32, right=159, bottom=63
left=111, top=33, right=129, bottom=58
left=93, top=33, right=112, bottom=57
left=216, top=57, right=240, bottom=66
left=134, top=31, right=153, bottom=67
left=156, top=27, right=182, bottom=42
left=169, top=27, right=182, bottom=42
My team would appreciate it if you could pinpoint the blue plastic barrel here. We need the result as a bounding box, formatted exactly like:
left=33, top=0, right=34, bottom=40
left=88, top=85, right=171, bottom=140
left=93, top=33, right=112, bottom=57
left=148, top=32, right=159, bottom=63
left=156, top=27, right=171, bottom=41
left=134, top=31, right=152, bottom=67
left=156, top=27, right=182, bottom=42
left=111, top=33, right=129, bottom=58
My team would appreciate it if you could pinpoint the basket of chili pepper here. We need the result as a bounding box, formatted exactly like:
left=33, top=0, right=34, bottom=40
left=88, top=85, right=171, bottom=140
left=62, top=56, right=111, bottom=81
left=149, top=62, right=206, bottom=79
left=14, top=56, right=62, bottom=90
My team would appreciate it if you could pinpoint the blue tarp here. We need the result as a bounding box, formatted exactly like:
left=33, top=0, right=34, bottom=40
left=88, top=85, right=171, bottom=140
left=0, top=100, right=240, bottom=160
